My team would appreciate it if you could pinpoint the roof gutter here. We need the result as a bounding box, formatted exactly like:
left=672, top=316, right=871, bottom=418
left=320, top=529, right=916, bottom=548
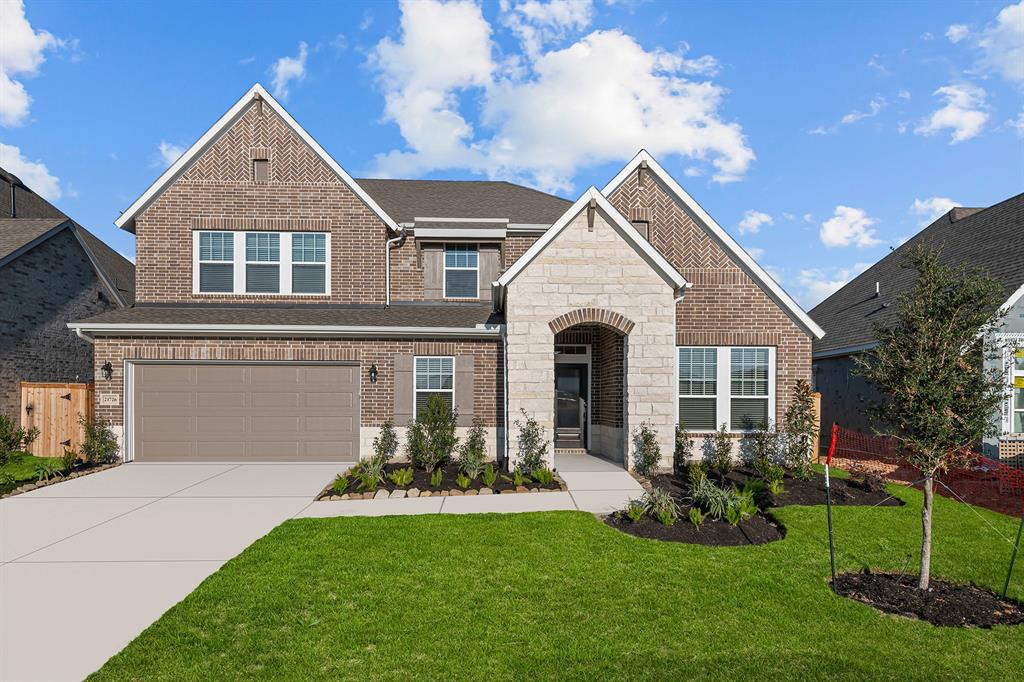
left=66, top=321, right=503, bottom=339
left=73, top=327, right=95, bottom=344
left=812, top=341, right=878, bottom=359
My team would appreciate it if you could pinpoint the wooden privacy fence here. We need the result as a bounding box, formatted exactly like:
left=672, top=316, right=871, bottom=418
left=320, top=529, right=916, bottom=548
left=20, top=382, right=95, bottom=457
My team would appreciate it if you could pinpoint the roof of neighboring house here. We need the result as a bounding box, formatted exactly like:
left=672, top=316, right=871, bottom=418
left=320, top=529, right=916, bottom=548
left=811, top=192, right=1024, bottom=357
left=357, top=178, right=572, bottom=226
left=69, top=303, right=502, bottom=335
left=1, top=165, right=136, bottom=305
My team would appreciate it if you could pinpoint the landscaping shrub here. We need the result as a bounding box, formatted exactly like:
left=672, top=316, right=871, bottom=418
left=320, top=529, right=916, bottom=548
left=430, top=468, right=444, bottom=488
left=673, top=423, right=695, bottom=475
left=688, top=506, right=706, bottom=528
left=687, top=476, right=738, bottom=520
left=388, top=467, right=414, bottom=487
left=514, top=410, right=549, bottom=474
left=455, top=472, right=472, bottom=489
left=407, top=395, right=458, bottom=473
left=631, top=421, right=661, bottom=477
left=686, top=461, right=708, bottom=489
left=849, top=464, right=886, bottom=494
left=747, top=421, right=781, bottom=470
left=764, top=464, right=785, bottom=494
left=644, top=488, right=679, bottom=526
left=503, top=469, right=531, bottom=487
left=783, top=380, right=817, bottom=480
left=532, top=467, right=555, bottom=486
left=373, top=420, right=399, bottom=462
left=457, top=420, right=487, bottom=478
left=352, top=457, right=385, bottom=491
left=624, top=498, right=646, bottom=522
left=0, top=415, right=38, bottom=465
left=61, top=448, right=79, bottom=475
left=330, top=474, right=349, bottom=494
left=79, top=415, right=119, bottom=465
left=709, top=423, right=733, bottom=475
left=481, top=463, right=497, bottom=488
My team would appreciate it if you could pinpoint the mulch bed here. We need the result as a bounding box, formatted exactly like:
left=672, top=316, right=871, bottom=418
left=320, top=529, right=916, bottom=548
left=605, top=507, right=784, bottom=546
left=724, top=467, right=904, bottom=508
left=316, top=461, right=564, bottom=500
left=834, top=571, right=1024, bottom=628
left=0, top=461, right=121, bottom=498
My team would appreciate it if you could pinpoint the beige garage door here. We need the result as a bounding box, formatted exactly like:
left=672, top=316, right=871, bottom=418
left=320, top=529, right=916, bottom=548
left=132, top=363, right=359, bottom=462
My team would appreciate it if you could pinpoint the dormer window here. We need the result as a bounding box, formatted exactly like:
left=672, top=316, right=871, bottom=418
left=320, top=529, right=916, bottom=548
left=444, top=244, right=478, bottom=299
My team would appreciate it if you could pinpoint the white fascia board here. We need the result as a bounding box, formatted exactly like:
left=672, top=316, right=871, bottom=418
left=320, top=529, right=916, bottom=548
left=66, top=321, right=501, bottom=339
left=496, top=187, right=688, bottom=290
left=507, top=223, right=551, bottom=232
left=114, top=83, right=400, bottom=234
left=602, top=150, right=826, bottom=340
left=414, top=217, right=509, bottom=223
left=413, top=227, right=507, bottom=239
left=1003, top=281, right=1024, bottom=311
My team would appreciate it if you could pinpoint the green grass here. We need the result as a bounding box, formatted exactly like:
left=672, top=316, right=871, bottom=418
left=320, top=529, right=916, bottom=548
left=93, top=484, right=1024, bottom=681
left=0, top=452, right=60, bottom=494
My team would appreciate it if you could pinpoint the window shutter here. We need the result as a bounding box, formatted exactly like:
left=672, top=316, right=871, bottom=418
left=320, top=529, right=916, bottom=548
left=454, top=354, right=475, bottom=426
left=422, top=244, right=443, bottom=299
left=393, top=355, right=414, bottom=425
left=478, top=245, right=500, bottom=302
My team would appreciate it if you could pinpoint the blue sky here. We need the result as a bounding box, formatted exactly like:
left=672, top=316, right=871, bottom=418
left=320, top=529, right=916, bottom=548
left=2, top=0, right=1021, bottom=307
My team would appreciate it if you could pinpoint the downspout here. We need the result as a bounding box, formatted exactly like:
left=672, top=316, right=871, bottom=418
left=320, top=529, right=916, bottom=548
left=73, top=327, right=95, bottom=344
left=384, top=231, right=406, bottom=307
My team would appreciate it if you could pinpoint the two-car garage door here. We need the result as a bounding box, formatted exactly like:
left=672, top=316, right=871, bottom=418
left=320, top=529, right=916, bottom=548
left=131, top=363, right=359, bottom=462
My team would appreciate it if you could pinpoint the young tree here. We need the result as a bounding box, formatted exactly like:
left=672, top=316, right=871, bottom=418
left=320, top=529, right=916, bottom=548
left=783, top=380, right=818, bottom=480
left=855, top=244, right=1006, bottom=589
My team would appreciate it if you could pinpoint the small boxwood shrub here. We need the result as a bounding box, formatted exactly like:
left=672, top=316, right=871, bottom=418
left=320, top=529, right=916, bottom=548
left=457, top=420, right=487, bottom=478
left=631, top=421, right=661, bottom=477
left=373, top=420, right=399, bottom=462
left=514, top=410, right=549, bottom=474
left=407, top=395, right=458, bottom=473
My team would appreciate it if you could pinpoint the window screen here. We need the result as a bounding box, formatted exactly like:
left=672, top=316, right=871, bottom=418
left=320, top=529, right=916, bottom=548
left=678, top=347, right=717, bottom=430
left=415, top=357, right=454, bottom=417
left=246, top=233, right=280, bottom=293
left=198, top=232, right=234, bottom=293
left=291, top=233, right=326, bottom=294
left=444, top=244, right=478, bottom=298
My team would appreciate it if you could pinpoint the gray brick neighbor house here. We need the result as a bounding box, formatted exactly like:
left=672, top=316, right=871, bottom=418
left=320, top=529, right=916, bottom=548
left=68, top=84, right=824, bottom=469
left=0, top=168, right=135, bottom=421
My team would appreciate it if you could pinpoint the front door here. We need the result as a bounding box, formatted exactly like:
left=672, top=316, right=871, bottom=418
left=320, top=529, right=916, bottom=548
left=554, top=363, right=588, bottom=449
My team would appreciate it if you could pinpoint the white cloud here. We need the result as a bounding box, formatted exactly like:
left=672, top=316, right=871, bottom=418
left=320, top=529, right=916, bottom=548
left=976, top=2, right=1023, bottom=85
left=156, top=141, right=185, bottom=167
left=914, top=83, right=988, bottom=143
left=368, top=0, right=754, bottom=192
left=808, top=125, right=829, bottom=135
left=840, top=96, right=886, bottom=125
left=501, top=0, right=594, bottom=58
left=745, top=246, right=765, bottom=260
left=910, top=196, right=960, bottom=226
left=683, top=166, right=703, bottom=177
left=897, top=89, right=911, bottom=100
left=360, top=11, right=374, bottom=31
left=820, top=205, right=881, bottom=248
left=866, top=55, right=889, bottom=75
left=0, top=0, right=60, bottom=126
left=270, top=41, right=308, bottom=100
left=797, top=262, right=872, bottom=307
left=0, top=142, right=61, bottom=200
left=737, top=209, right=773, bottom=235
left=946, top=24, right=970, bottom=43
left=1009, top=110, right=1024, bottom=137
left=238, top=55, right=256, bottom=65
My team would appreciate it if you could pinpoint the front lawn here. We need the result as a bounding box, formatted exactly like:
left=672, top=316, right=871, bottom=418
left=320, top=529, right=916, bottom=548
left=93, top=485, right=1024, bottom=681
left=0, top=452, right=60, bottom=495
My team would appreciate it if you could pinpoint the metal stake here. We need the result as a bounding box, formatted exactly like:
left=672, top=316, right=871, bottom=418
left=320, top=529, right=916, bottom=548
left=1003, top=514, right=1024, bottom=600
left=825, top=462, right=837, bottom=590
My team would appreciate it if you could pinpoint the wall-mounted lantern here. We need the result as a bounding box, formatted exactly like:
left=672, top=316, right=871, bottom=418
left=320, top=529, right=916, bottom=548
left=368, top=363, right=379, bottom=384
left=101, top=362, right=113, bottom=381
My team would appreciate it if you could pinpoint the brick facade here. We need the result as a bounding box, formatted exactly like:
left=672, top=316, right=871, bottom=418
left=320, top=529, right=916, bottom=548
left=607, top=168, right=812, bottom=425
left=0, top=230, right=119, bottom=418
left=134, top=101, right=389, bottom=305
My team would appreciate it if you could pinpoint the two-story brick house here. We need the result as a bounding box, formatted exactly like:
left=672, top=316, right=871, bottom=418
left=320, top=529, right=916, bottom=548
left=69, top=84, right=823, bottom=469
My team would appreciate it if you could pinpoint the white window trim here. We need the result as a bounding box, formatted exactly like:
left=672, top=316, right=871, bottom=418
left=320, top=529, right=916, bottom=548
left=245, top=232, right=283, bottom=294
left=442, top=243, right=480, bottom=300
left=192, top=231, right=331, bottom=296
left=413, top=356, right=455, bottom=419
left=194, top=231, right=235, bottom=294
left=1011, top=345, right=1024, bottom=435
left=676, top=346, right=776, bottom=433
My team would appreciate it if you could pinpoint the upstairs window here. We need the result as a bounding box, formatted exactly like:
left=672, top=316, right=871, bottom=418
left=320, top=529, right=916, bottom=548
left=245, top=233, right=280, bottom=293
left=730, top=348, right=769, bottom=430
left=291, top=233, right=326, bottom=294
left=414, top=356, right=454, bottom=417
left=1013, top=349, right=1024, bottom=433
left=198, top=232, right=233, bottom=293
left=444, top=244, right=478, bottom=299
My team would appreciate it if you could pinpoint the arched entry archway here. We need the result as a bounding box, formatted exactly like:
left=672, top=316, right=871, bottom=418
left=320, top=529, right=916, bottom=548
left=549, top=309, right=634, bottom=464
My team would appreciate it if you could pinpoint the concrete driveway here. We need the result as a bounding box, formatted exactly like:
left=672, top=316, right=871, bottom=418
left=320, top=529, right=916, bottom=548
left=0, top=462, right=341, bottom=682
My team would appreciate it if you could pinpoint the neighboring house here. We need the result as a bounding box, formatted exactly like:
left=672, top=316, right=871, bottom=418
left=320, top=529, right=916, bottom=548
left=810, top=193, right=1024, bottom=461
left=0, top=167, right=135, bottom=420
left=69, top=83, right=823, bottom=468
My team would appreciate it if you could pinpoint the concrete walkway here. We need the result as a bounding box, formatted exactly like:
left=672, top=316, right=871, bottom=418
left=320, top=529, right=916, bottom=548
left=0, top=455, right=640, bottom=681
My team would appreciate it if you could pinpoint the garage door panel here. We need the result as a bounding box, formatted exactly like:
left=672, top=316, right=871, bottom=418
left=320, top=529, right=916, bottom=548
left=133, top=363, right=359, bottom=462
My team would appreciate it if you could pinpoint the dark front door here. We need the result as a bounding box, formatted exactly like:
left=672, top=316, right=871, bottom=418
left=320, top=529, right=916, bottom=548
left=554, top=363, right=587, bottom=449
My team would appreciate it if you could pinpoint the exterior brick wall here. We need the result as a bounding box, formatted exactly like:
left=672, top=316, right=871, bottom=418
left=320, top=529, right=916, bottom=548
left=91, top=336, right=502, bottom=429
left=608, top=168, right=812, bottom=425
left=134, top=101, right=389, bottom=305
left=0, top=230, right=119, bottom=418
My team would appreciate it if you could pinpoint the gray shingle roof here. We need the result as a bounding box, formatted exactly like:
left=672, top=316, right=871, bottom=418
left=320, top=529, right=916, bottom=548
left=811, top=193, right=1024, bottom=356
left=357, top=178, right=571, bottom=225
left=0, top=217, right=69, bottom=262
left=72, top=303, right=502, bottom=330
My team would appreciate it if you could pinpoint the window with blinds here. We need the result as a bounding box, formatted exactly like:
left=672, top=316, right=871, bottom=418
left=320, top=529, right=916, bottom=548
left=730, top=347, right=769, bottom=429
left=198, top=231, right=234, bottom=293
left=444, top=244, right=478, bottom=298
left=414, top=356, right=454, bottom=417
left=245, top=233, right=280, bottom=293
left=678, top=347, right=717, bottom=430
left=291, top=233, right=326, bottom=294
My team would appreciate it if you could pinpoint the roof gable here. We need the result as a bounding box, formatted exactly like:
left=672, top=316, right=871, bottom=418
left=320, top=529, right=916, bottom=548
left=603, top=150, right=825, bottom=339
left=496, top=187, right=688, bottom=291
left=115, top=83, right=399, bottom=233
